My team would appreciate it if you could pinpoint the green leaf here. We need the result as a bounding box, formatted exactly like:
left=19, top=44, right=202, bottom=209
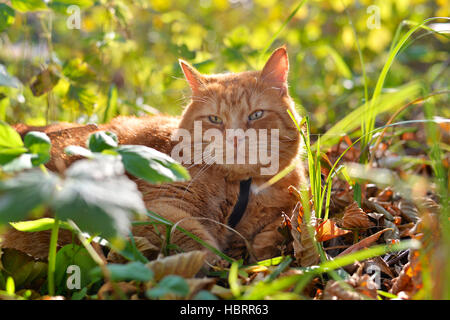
left=193, top=290, right=218, bottom=300
left=62, top=59, right=95, bottom=82
left=24, top=131, right=51, bottom=166
left=0, top=4, right=15, bottom=32
left=10, top=0, right=47, bottom=12
left=116, top=236, right=149, bottom=263
left=0, top=248, right=47, bottom=290
left=0, top=121, right=27, bottom=166
left=54, top=244, right=98, bottom=295
left=117, top=145, right=190, bottom=183
left=87, top=131, right=118, bottom=152
left=0, top=169, right=59, bottom=224
left=146, top=275, right=189, bottom=299
left=0, top=121, right=23, bottom=149
left=65, top=85, right=97, bottom=115
left=64, top=145, right=94, bottom=158
left=10, top=218, right=72, bottom=233
left=50, top=156, right=146, bottom=239
left=71, top=287, right=88, bottom=300
left=1, top=152, right=32, bottom=171
left=91, top=262, right=153, bottom=282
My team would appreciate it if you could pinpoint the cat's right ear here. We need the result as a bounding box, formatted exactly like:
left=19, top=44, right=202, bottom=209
left=179, top=60, right=204, bottom=95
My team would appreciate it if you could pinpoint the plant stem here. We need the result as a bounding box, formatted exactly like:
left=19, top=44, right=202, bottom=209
left=48, top=218, right=60, bottom=296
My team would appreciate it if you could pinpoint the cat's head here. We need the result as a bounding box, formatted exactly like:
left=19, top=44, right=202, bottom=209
left=174, top=47, right=302, bottom=179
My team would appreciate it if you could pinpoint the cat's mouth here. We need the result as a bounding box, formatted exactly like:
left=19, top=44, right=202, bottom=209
left=171, top=125, right=283, bottom=176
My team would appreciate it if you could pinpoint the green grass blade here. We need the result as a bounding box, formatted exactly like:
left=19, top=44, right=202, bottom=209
left=261, top=0, right=308, bottom=58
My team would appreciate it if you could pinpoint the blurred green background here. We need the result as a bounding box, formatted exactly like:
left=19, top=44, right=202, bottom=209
left=0, top=0, right=448, bottom=134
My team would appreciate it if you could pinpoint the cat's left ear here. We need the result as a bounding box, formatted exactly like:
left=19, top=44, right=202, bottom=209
left=179, top=60, right=204, bottom=95
left=260, top=46, right=289, bottom=89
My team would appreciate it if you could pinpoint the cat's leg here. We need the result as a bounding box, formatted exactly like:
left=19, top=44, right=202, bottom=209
left=132, top=201, right=221, bottom=262
left=250, top=216, right=286, bottom=261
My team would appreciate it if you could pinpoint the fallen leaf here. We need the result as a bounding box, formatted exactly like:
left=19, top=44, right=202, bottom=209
left=365, top=256, right=395, bottom=278
left=337, top=229, right=391, bottom=257
left=376, top=187, right=394, bottom=202
left=384, top=220, right=400, bottom=242
left=146, top=251, right=206, bottom=281
left=364, top=199, right=395, bottom=221
left=323, top=272, right=378, bottom=300
left=341, top=201, right=374, bottom=229
left=315, top=219, right=351, bottom=242
left=398, top=199, right=419, bottom=223
left=290, top=206, right=320, bottom=267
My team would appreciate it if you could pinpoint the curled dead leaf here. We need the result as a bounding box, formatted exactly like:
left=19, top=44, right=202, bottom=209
left=146, top=250, right=206, bottom=281
left=315, top=219, right=351, bottom=242
left=365, top=256, right=395, bottom=278
left=398, top=199, right=419, bottom=223
left=389, top=262, right=414, bottom=296
left=341, top=201, right=373, bottom=229
left=290, top=208, right=320, bottom=267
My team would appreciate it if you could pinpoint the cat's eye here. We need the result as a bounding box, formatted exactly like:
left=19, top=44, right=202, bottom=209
left=208, top=115, right=223, bottom=124
left=248, top=110, right=264, bottom=121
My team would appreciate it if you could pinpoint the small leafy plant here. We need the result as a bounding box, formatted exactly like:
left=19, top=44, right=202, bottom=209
left=0, top=124, right=190, bottom=297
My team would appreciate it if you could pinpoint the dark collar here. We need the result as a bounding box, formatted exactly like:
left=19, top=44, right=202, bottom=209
left=227, top=178, right=252, bottom=228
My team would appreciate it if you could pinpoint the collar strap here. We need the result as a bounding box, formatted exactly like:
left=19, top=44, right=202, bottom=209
left=228, top=178, right=252, bottom=228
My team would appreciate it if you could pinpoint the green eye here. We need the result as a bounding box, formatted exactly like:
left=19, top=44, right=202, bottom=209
left=208, top=115, right=223, bottom=124
left=249, top=110, right=264, bottom=121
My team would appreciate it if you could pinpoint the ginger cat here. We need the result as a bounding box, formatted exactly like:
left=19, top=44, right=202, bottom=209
left=4, top=47, right=304, bottom=263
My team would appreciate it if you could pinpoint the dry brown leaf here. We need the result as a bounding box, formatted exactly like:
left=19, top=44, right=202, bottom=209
left=147, top=250, right=206, bottom=281
left=186, top=278, right=216, bottom=298
left=384, top=220, right=400, bottom=242
left=329, top=180, right=354, bottom=212
left=315, top=219, right=351, bottom=242
left=291, top=207, right=320, bottom=267
left=377, top=187, right=394, bottom=202
left=365, top=256, right=395, bottom=278
left=337, top=228, right=390, bottom=257
left=364, top=199, right=395, bottom=221
left=389, top=262, right=414, bottom=295
left=398, top=199, right=419, bottom=223
left=341, top=201, right=374, bottom=229
left=323, top=272, right=378, bottom=300
left=398, top=222, right=415, bottom=237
